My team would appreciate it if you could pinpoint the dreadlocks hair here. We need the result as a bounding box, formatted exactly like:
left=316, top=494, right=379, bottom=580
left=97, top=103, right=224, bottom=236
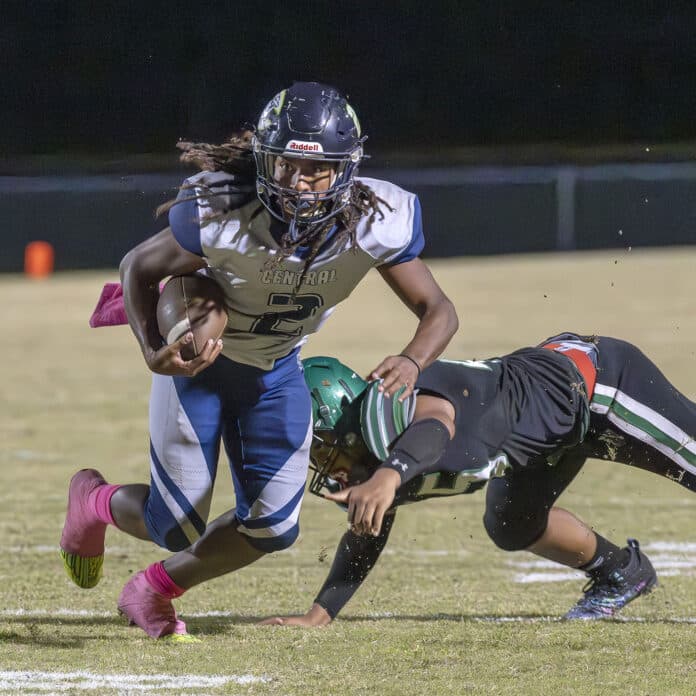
left=155, top=129, right=255, bottom=219
left=156, top=130, right=393, bottom=294
left=176, top=130, right=256, bottom=176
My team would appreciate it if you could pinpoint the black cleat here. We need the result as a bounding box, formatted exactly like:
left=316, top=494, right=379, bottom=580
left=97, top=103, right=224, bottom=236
left=564, top=539, right=657, bottom=620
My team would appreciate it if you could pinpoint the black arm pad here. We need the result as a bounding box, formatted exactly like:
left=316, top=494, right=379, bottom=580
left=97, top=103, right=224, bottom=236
left=378, top=418, right=451, bottom=485
left=314, top=512, right=397, bottom=619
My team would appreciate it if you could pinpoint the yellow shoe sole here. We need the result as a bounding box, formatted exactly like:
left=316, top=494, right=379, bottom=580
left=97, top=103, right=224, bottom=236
left=60, top=549, right=103, bottom=589
left=160, top=632, right=201, bottom=644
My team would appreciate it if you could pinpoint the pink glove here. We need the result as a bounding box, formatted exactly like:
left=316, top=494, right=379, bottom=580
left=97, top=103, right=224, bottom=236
left=89, top=283, right=128, bottom=327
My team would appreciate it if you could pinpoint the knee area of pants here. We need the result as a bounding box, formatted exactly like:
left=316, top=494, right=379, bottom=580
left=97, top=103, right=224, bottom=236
left=145, top=519, right=202, bottom=552
left=162, top=529, right=200, bottom=552
left=483, top=515, right=537, bottom=552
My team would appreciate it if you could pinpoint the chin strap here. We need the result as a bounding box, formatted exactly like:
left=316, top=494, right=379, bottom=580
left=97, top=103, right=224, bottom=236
left=287, top=214, right=310, bottom=244
left=287, top=198, right=328, bottom=243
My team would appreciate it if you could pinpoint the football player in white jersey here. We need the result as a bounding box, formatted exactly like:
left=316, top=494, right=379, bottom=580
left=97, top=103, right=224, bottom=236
left=59, top=82, right=458, bottom=639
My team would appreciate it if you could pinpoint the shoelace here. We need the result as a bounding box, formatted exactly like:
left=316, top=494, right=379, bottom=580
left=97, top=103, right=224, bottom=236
left=581, top=572, right=623, bottom=598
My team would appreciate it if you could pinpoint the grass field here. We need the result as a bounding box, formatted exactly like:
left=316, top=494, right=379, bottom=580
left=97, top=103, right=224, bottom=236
left=3, top=248, right=696, bottom=695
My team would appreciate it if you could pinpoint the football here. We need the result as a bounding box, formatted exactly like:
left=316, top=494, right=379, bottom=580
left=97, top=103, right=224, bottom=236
left=156, top=274, right=228, bottom=360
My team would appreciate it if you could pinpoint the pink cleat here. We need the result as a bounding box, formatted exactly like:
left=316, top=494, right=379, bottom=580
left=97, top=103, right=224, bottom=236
left=117, top=571, right=192, bottom=640
left=59, top=468, right=109, bottom=589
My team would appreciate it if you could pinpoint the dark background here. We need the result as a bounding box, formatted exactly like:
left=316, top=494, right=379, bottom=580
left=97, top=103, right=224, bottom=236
left=3, top=2, right=696, bottom=270
left=5, top=1, right=696, bottom=156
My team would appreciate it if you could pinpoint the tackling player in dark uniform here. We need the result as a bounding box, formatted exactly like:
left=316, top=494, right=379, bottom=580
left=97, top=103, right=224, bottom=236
left=261, top=332, right=696, bottom=626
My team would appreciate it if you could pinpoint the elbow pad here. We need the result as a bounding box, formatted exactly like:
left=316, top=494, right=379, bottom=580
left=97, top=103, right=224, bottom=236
left=379, top=418, right=450, bottom=485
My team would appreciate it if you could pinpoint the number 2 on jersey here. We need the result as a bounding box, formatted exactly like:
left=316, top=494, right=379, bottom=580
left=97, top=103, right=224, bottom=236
left=251, top=293, right=323, bottom=336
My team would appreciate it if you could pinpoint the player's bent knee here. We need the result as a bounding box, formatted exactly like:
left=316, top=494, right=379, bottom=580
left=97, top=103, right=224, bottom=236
left=483, top=512, right=543, bottom=551
left=239, top=524, right=299, bottom=553
left=160, top=534, right=194, bottom=552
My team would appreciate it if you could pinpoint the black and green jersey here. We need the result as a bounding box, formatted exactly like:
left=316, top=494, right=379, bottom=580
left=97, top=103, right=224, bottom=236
left=392, top=335, right=592, bottom=506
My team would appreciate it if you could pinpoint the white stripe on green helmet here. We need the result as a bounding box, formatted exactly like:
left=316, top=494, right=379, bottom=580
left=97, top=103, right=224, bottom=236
left=360, top=381, right=416, bottom=461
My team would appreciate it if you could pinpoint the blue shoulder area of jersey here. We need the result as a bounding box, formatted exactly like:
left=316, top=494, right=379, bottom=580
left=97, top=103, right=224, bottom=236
left=384, top=195, right=425, bottom=266
left=169, top=194, right=203, bottom=256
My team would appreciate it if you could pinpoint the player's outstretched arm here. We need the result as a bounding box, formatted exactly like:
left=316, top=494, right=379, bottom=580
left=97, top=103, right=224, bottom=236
left=259, top=513, right=397, bottom=626
left=371, top=258, right=458, bottom=399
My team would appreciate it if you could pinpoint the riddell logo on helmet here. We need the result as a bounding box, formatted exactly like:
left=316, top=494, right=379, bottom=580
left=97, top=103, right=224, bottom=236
left=286, top=140, right=324, bottom=153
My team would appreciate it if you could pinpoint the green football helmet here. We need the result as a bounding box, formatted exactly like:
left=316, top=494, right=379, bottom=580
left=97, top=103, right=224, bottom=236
left=304, top=356, right=368, bottom=432
left=302, top=356, right=416, bottom=498
left=303, top=356, right=375, bottom=497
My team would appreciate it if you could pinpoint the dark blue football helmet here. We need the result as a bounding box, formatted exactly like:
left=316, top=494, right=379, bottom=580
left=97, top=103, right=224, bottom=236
left=252, top=82, right=365, bottom=241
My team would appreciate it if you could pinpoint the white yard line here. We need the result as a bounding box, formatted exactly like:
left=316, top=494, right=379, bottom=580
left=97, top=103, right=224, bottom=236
left=506, top=544, right=696, bottom=582
left=644, top=541, right=696, bottom=552
left=361, top=613, right=696, bottom=624
left=514, top=571, right=584, bottom=584
left=469, top=615, right=696, bottom=624
left=0, top=609, right=249, bottom=619
left=0, top=670, right=270, bottom=693
left=508, top=555, right=696, bottom=569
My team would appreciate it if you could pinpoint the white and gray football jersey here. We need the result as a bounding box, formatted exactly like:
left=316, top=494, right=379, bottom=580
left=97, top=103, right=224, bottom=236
left=170, top=171, right=424, bottom=370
